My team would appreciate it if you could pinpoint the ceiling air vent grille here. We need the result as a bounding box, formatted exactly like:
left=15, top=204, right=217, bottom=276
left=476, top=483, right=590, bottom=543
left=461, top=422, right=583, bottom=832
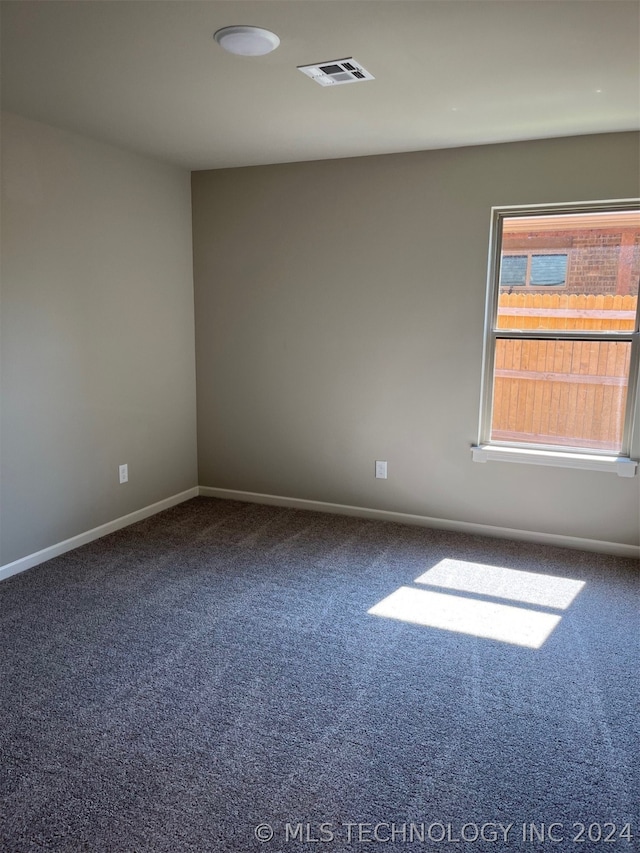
left=298, top=58, right=374, bottom=87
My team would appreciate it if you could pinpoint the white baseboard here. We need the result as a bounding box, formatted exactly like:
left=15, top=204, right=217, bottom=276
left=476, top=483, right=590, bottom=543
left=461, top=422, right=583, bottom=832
left=199, top=486, right=640, bottom=559
left=2, top=483, right=636, bottom=584
left=0, top=487, right=199, bottom=583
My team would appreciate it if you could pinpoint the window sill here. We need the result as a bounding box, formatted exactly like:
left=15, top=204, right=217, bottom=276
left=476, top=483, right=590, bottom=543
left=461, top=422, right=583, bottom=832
left=471, top=445, right=637, bottom=477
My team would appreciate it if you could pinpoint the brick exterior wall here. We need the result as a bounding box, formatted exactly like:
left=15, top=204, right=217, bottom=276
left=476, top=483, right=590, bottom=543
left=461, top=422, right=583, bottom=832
left=502, top=228, right=640, bottom=296
left=633, top=233, right=640, bottom=293
left=569, top=232, right=622, bottom=294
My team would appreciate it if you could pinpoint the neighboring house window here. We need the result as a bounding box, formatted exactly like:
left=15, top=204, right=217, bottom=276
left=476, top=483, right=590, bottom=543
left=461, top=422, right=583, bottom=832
left=500, top=252, right=569, bottom=288
left=474, top=202, right=640, bottom=475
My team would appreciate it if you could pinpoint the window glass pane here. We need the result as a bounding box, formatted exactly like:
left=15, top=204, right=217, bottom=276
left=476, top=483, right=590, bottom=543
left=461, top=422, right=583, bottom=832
left=499, top=255, right=527, bottom=286
left=530, top=253, right=567, bottom=286
left=491, top=339, right=631, bottom=452
left=497, top=210, right=639, bottom=331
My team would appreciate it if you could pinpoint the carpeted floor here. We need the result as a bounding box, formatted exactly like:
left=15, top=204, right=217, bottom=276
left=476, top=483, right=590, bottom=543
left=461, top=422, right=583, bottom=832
left=0, top=497, right=638, bottom=852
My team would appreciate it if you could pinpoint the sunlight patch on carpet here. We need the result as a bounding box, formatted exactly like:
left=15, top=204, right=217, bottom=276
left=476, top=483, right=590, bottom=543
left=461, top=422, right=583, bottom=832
left=415, top=559, right=585, bottom=610
left=368, top=586, right=561, bottom=648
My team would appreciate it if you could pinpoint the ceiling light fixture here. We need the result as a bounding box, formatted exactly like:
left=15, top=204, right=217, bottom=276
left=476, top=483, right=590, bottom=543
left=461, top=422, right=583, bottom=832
left=213, top=26, right=280, bottom=56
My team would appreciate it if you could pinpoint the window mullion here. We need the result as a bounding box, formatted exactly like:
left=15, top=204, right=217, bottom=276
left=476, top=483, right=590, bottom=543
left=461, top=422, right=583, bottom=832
left=492, top=330, right=635, bottom=343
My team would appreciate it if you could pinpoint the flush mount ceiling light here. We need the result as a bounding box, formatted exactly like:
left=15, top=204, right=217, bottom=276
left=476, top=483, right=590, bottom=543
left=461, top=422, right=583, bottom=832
left=213, top=26, right=280, bottom=56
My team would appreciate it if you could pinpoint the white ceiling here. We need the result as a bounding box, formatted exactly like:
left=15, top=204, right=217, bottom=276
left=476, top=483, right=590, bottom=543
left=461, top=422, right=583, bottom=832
left=1, top=0, right=638, bottom=171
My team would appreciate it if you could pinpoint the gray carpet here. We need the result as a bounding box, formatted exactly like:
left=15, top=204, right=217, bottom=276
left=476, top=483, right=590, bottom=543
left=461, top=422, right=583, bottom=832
left=0, top=497, right=638, bottom=852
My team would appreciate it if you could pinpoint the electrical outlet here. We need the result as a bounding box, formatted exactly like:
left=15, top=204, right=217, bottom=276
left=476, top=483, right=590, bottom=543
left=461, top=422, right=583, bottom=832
left=119, top=463, right=128, bottom=484
left=375, top=460, right=387, bottom=479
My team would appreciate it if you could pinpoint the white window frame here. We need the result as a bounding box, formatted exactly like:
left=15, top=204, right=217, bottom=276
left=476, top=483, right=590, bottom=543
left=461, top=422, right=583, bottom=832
left=472, top=199, right=640, bottom=477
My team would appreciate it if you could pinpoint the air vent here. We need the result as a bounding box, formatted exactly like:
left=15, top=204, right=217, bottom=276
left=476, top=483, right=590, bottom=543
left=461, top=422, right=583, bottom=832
left=297, top=57, right=374, bottom=87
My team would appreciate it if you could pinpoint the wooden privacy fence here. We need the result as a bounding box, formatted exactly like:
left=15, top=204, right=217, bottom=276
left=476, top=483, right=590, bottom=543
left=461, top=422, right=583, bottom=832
left=492, top=294, right=638, bottom=451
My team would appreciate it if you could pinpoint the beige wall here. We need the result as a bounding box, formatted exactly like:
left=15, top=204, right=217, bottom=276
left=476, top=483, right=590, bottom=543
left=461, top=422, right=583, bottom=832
left=1, top=112, right=197, bottom=565
left=192, top=132, right=640, bottom=548
left=2, top=121, right=637, bottom=565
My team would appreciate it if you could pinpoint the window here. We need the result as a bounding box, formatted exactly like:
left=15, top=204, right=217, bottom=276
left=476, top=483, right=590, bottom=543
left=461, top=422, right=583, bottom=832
left=500, top=252, right=568, bottom=288
left=474, top=202, right=640, bottom=475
